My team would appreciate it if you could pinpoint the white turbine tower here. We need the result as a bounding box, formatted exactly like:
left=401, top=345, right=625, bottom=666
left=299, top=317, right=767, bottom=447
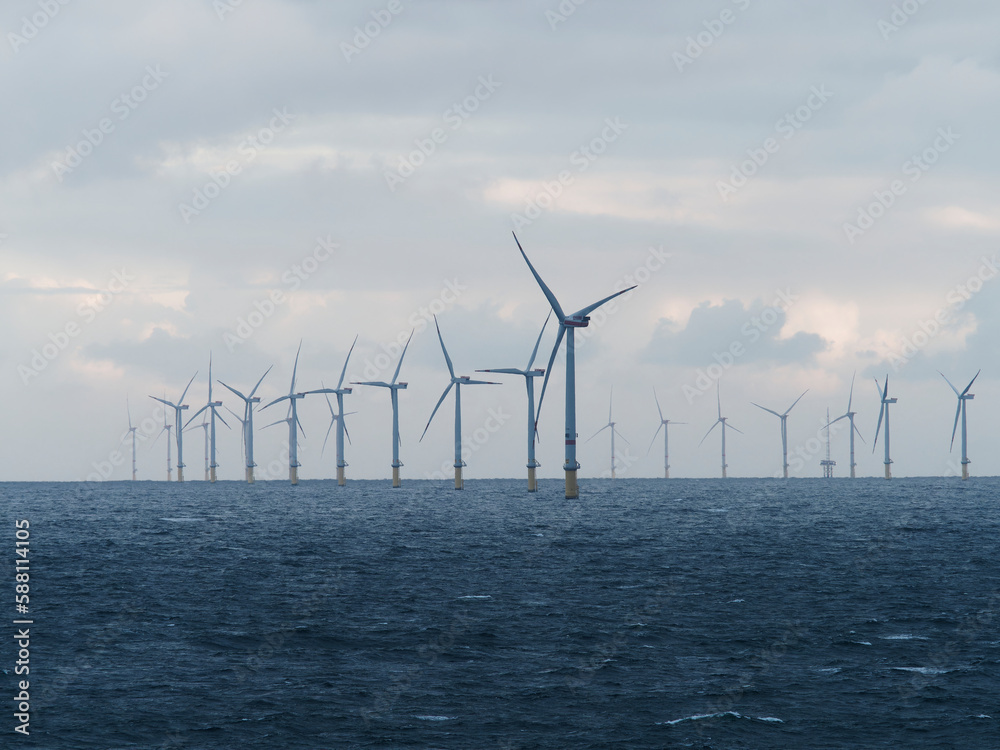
left=476, top=313, right=550, bottom=492
left=352, top=330, right=413, bottom=488
left=514, top=233, right=636, bottom=499
left=752, top=390, right=808, bottom=478
left=699, top=382, right=742, bottom=478
left=826, top=372, right=864, bottom=478
left=120, top=398, right=138, bottom=481
left=185, top=355, right=230, bottom=483
left=420, top=315, right=498, bottom=490
left=150, top=373, right=197, bottom=482
left=262, top=341, right=309, bottom=485
left=873, top=375, right=898, bottom=480
left=586, top=388, right=630, bottom=479
left=307, top=337, right=358, bottom=486
left=647, top=388, right=685, bottom=479
left=219, top=366, right=271, bottom=483
left=940, top=370, right=979, bottom=480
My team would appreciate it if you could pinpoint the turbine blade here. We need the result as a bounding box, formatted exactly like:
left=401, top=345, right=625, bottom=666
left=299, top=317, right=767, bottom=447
left=647, top=423, right=664, bottom=456
left=249, top=365, right=273, bottom=398
left=513, top=232, right=565, bottom=321
left=847, top=370, right=856, bottom=412
left=585, top=423, right=611, bottom=444
left=420, top=381, right=455, bottom=442
left=214, top=408, right=231, bottom=430
left=784, top=389, right=808, bottom=415
left=476, top=368, right=526, bottom=375
left=262, top=418, right=288, bottom=430
left=261, top=394, right=291, bottom=410
left=939, top=370, right=960, bottom=397
left=391, top=329, right=414, bottom=385
left=727, top=423, right=744, bottom=435
left=290, top=339, right=303, bottom=394
left=179, top=372, right=198, bottom=404
left=534, top=323, right=566, bottom=431
left=337, top=335, right=358, bottom=390
left=962, top=369, right=981, bottom=396
left=433, top=315, right=456, bottom=379
left=853, top=421, right=866, bottom=444
left=716, top=382, right=722, bottom=420
left=184, top=404, right=210, bottom=429
left=752, top=402, right=782, bottom=418
left=699, top=419, right=721, bottom=447
left=321, top=417, right=335, bottom=457
left=653, top=387, right=663, bottom=422
left=343, top=417, right=352, bottom=446
left=826, top=414, right=849, bottom=426
left=352, top=381, right=391, bottom=388
left=462, top=379, right=500, bottom=386
left=608, top=387, right=613, bottom=424
left=873, top=402, right=886, bottom=451
left=950, top=401, right=961, bottom=451
left=526, top=310, right=552, bottom=370
left=613, top=427, right=630, bottom=445
left=572, top=285, right=638, bottom=320
left=218, top=380, right=248, bottom=403
left=149, top=396, right=173, bottom=408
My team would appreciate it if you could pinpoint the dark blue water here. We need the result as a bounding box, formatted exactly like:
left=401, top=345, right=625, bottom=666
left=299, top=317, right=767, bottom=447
left=2, top=478, right=998, bottom=748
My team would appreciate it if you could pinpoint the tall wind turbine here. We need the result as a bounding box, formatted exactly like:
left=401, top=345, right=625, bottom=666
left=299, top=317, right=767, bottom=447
left=940, top=370, right=979, bottom=480
left=585, top=387, right=630, bottom=479
left=647, top=388, right=685, bottom=479
left=352, top=330, right=413, bottom=488
left=699, top=382, right=742, bottom=478
left=476, top=313, right=550, bottom=491
left=262, top=341, right=308, bottom=485
left=185, top=354, right=229, bottom=483
left=150, top=373, right=198, bottom=482
left=120, top=397, right=138, bottom=481
left=752, top=389, right=808, bottom=478
left=420, top=315, right=498, bottom=490
left=826, top=372, right=864, bottom=478
left=151, top=401, right=173, bottom=480
left=306, top=337, right=357, bottom=486
left=514, top=233, right=636, bottom=499
left=873, top=375, right=898, bottom=480
left=219, top=366, right=271, bottom=483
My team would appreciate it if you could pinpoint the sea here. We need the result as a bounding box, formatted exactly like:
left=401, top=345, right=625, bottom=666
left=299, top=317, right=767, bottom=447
left=2, top=478, right=998, bottom=749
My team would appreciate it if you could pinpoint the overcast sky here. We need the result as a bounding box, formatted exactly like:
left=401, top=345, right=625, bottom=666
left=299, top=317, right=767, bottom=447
left=3, top=0, right=999, bottom=482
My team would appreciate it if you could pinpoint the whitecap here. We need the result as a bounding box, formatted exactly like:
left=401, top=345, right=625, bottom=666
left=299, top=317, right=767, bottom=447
left=881, top=634, right=930, bottom=641
left=457, top=595, right=491, bottom=600
left=892, top=666, right=952, bottom=675
left=658, top=711, right=783, bottom=726
left=414, top=715, right=456, bottom=721
left=160, top=517, right=203, bottom=522
left=728, top=599, right=745, bottom=603
left=818, top=667, right=842, bottom=674
left=851, top=641, right=872, bottom=646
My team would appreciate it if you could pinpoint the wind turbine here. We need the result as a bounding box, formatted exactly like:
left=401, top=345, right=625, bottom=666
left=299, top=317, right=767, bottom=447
left=872, top=375, right=898, bottom=479
left=514, top=233, right=636, bottom=499
left=699, top=382, right=742, bottom=478
left=585, top=387, right=630, bottom=479
left=218, top=366, right=271, bottom=483
left=752, top=389, right=808, bottom=478
left=476, top=313, right=550, bottom=491
left=151, top=423, right=173, bottom=481
left=940, top=370, right=980, bottom=480
left=262, top=341, right=309, bottom=485
left=826, top=372, right=864, bottom=478
left=120, top=397, right=138, bottom=481
left=352, top=330, right=413, bottom=488
left=647, top=388, right=685, bottom=479
left=188, top=418, right=210, bottom=481
left=185, top=354, right=230, bottom=483
left=150, top=373, right=198, bottom=482
left=306, top=337, right=357, bottom=486
left=420, top=315, right=498, bottom=490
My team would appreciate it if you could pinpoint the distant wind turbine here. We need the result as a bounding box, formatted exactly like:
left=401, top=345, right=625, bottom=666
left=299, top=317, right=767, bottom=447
left=514, top=233, right=636, bottom=498
left=306, top=337, right=357, bottom=486
left=262, top=341, right=310, bottom=485
left=352, top=330, right=413, bottom=488
left=940, top=370, right=980, bottom=480
left=825, top=372, right=864, bottom=478
left=586, top=387, right=630, bottom=479
left=872, top=375, right=898, bottom=480
left=699, top=382, right=742, bottom=478
left=185, top=354, right=230, bottom=483
left=188, top=418, right=210, bottom=481
left=752, top=389, right=808, bottom=478
left=647, top=388, right=685, bottom=479
left=218, top=366, right=272, bottom=483
left=120, top=397, right=138, bottom=481
left=420, top=316, right=498, bottom=490
left=150, top=373, right=198, bottom=482
left=476, top=312, right=550, bottom=492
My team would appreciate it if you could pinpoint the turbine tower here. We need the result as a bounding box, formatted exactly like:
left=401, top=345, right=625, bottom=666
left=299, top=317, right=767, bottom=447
left=940, top=370, right=979, bottom=480
left=751, top=389, right=808, bottom=478
left=150, top=373, right=197, bottom=482
left=307, top=337, right=357, bottom=486
left=585, top=387, right=630, bottom=479
left=262, top=341, right=309, bottom=485
left=121, top=397, right=138, bottom=481
left=353, top=330, right=414, bottom=487
left=873, top=375, right=898, bottom=480
left=820, top=407, right=836, bottom=478
left=185, top=354, right=229, bottom=483
left=826, top=372, right=864, bottom=478
left=476, top=313, right=550, bottom=491
left=420, top=316, right=498, bottom=490
left=699, top=382, right=742, bottom=478
left=647, top=388, right=685, bottom=479
left=514, top=233, right=636, bottom=499
left=219, top=366, right=272, bottom=483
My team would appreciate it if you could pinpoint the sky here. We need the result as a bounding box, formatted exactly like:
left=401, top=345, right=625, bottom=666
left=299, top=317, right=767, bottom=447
left=2, top=0, right=999, bottom=482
